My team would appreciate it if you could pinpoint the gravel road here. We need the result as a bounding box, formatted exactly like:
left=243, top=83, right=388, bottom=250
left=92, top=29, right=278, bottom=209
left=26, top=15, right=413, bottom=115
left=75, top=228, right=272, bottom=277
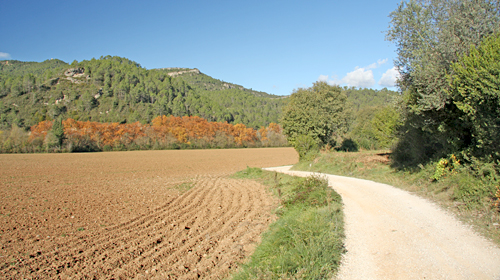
left=264, top=165, right=500, bottom=280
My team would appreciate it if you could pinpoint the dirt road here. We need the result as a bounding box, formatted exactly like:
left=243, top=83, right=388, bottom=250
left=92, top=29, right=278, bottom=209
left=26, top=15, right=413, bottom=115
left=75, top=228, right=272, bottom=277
left=264, top=166, right=500, bottom=280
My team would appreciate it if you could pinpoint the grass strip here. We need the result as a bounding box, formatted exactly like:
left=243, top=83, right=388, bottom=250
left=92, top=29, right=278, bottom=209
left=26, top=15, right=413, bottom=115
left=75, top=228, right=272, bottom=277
left=230, top=167, right=345, bottom=280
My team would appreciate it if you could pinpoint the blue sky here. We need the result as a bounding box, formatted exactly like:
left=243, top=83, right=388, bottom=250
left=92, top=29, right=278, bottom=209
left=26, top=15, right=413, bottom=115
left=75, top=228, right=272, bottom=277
left=1, top=0, right=401, bottom=96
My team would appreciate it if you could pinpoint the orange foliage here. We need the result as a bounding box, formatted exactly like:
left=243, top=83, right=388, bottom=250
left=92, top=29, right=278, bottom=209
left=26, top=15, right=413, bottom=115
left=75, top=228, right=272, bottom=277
left=30, top=120, right=53, bottom=140
left=63, top=119, right=146, bottom=147
left=258, top=123, right=282, bottom=142
left=151, top=115, right=257, bottom=145
left=30, top=116, right=283, bottom=150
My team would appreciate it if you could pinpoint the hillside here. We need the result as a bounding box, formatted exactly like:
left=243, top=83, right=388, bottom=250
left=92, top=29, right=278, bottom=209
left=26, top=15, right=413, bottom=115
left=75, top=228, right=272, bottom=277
left=0, top=56, right=286, bottom=130
left=157, top=67, right=285, bottom=128
left=0, top=56, right=398, bottom=136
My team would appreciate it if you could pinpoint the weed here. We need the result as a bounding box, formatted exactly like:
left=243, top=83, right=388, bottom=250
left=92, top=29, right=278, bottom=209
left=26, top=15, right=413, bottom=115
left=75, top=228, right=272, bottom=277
left=76, top=227, right=84, bottom=232
left=171, top=182, right=195, bottom=193
left=493, top=186, right=500, bottom=210
left=431, top=154, right=461, bottom=181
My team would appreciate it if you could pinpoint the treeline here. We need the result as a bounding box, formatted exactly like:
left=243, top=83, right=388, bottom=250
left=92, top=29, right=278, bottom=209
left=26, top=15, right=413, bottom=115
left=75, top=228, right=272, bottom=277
left=0, top=115, right=288, bottom=153
left=0, top=56, right=285, bottom=130
left=343, top=87, right=400, bottom=150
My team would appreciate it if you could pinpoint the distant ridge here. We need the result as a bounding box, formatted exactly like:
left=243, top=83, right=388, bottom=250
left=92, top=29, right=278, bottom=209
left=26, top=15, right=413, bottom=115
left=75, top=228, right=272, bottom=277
left=0, top=56, right=285, bottom=130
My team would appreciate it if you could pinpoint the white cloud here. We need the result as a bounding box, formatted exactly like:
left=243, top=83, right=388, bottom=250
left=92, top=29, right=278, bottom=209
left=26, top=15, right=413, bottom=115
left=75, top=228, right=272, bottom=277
left=341, top=67, right=375, bottom=88
left=378, top=67, right=400, bottom=87
left=367, top=58, right=388, bottom=70
left=317, top=74, right=339, bottom=86
left=318, top=59, right=391, bottom=88
left=377, top=58, right=388, bottom=66
left=0, top=52, right=11, bottom=59
left=318, top=74, right=329, bottom=82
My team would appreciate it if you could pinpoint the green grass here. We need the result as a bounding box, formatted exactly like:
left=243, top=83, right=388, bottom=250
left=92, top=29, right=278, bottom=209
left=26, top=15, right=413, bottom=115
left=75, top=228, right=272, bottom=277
left=230, top=168, right=345, bottom=280
left=294, top=150, right=500, bottom=245
left=170, top=182, right=195, bottom=193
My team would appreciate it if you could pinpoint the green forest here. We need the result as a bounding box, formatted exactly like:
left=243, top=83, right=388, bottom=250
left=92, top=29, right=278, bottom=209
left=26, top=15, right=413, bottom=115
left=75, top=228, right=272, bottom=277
left=0, top=56, right=286, bottom=130
left=0, top=56, right=398, bottom=153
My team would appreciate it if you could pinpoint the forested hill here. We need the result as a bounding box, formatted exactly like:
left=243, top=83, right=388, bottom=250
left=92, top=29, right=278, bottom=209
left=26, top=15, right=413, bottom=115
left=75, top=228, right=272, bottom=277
left=0, top=56, right=286, bottom=130
left=0, top=56, right=397, bottom=132
left=343, top=87, right=398, bottom=113
left=169, top=67, right=273, bottom=97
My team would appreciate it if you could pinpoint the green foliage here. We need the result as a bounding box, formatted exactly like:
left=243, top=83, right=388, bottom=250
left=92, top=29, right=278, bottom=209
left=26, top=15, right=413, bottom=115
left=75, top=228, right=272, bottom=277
left=0, top=56, right=285, bottom=131
left=343, top=87, right=397, bottom=113
left=283, top=176, right=337, bottom=208
left=293, top=135, right=319, bottom=161
left=386, top=0, right=500, bottom=168
left=453, top=179, right=496, bottom=209
left=348, top=105, right=400, bottom=150
left=281, top=81, right=349, bottom=148
left=448, top=33, right=500, bottom=162
left=296, top=150, right=500, bottom=244
left=370, top=106, right=400, bottom=148
left=51, top=118, right=65, bottom=146
left=431, top=154, right=461, bottom=181
left=232, top=168, right=344, bottom=279
left=336, top=138, right=359, bottom=152
left=494, top=186, right=500, bottom=210
left=0, top=125, right=30, bottom=153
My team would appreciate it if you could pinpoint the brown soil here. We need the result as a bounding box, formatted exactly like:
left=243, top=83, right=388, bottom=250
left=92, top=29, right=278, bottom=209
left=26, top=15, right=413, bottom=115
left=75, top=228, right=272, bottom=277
left=0, top=148, right=298, bottom=279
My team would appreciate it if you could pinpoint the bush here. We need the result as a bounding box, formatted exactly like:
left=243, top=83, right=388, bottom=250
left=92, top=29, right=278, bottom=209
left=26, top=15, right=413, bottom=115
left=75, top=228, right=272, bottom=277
left=337, top=138, right=359, bottom=152
left=293, top=134, right=319, bottom=161
left=448, top=32, right=500, bottom=162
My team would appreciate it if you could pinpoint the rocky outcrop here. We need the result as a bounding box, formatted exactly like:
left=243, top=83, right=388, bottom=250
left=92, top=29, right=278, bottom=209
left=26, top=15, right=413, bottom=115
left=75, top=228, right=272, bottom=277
left=166, top=68, right=201, bottom=77
left=64, top=68, right=85, bottom=77
left=64, top=68, right=88, bottom=84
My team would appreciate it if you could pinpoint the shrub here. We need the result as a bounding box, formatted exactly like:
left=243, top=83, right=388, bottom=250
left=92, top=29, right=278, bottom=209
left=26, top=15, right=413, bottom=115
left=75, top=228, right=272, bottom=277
left=293, top=134, right=319, bottom=161
left=337, top=138, right=359, bottom=152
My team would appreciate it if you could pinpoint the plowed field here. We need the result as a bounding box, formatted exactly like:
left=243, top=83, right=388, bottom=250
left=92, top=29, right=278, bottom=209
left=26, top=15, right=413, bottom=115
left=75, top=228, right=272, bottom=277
left=0, top=148, right=298, bottom=279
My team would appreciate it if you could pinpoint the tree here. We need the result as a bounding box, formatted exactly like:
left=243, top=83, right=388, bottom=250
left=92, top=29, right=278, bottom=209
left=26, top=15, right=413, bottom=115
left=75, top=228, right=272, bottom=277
left=348, top=105, right=399, bottom=150
left=448, top=32, right=500, bottom=161
left=52, top=118, right=65, bottom=146
left=370, top=106, right=400, bottom=149
left=386, top=0, right=500, bottom=167
left=281, top=81, right=349, bottom=148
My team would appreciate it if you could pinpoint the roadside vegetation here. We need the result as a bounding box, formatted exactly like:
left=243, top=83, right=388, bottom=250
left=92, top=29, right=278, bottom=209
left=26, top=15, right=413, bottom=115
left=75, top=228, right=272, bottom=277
left=279, top=0, right=500, bottom=245
left=293, top=150, right=500, bottom=245
left=230, top=167, right=345, bottom=279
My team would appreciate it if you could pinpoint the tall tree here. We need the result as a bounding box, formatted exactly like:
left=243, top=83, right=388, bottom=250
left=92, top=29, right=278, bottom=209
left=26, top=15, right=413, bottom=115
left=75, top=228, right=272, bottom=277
left=386, top=0, right=500, bottom=167
left=448, top=32, right=500, bottom=161
left=281, top=81, right=349, bottom=147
